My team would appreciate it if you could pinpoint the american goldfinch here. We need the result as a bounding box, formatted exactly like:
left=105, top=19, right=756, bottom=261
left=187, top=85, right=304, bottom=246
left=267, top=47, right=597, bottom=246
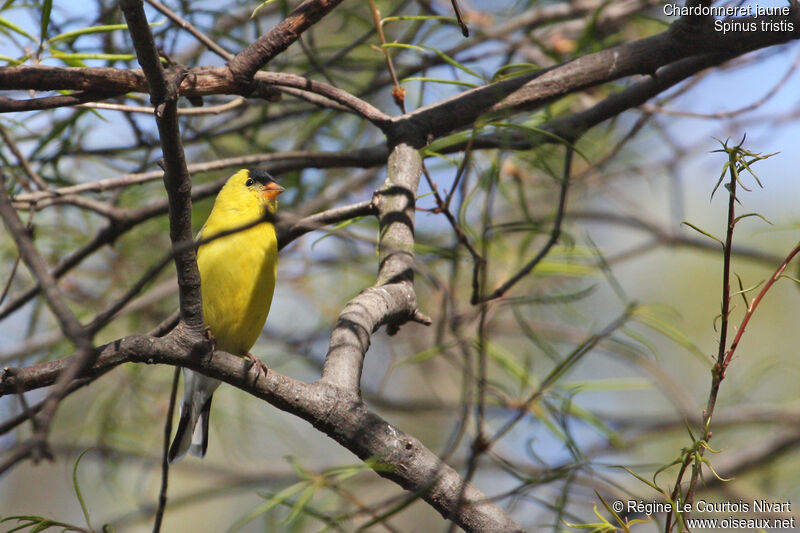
left=168, top=168, right=284, bottom=463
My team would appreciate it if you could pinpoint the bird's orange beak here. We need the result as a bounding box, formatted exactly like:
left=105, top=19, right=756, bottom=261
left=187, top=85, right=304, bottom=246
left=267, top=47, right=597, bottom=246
left=262, top=181, right=285, bottom=200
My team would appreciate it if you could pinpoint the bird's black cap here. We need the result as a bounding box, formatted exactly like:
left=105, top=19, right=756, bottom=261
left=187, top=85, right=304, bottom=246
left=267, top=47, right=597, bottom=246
left=247, top=168, right=277, bottom=186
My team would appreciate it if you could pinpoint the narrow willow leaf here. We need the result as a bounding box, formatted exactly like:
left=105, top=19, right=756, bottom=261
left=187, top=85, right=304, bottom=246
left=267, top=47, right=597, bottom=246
left=383, top=42, right=484, bottom=81
left=72, top=449, right=94, bottom=531
left=633, top=306, right=706, bottom=360
left=526, top=261, right=597, bottom=277
left=420, top=149, right=459, bottom=166
left=562, top=378, right=651, bottom=392
left=681, top=221, right=723, bottom=246
left=50, top=51, right=136, bottom=61
left=0, top=54, right=24, bottom=65
left=0, top=16, right=36, bottom=41
left=732, top=212, right=773, bottom=226
left=696, top=453, right=733, bottom=482
left=55, top=55, right=88, bottom=67
left=392, top=343, right=451, bottom=367
left=564, top=402, right=625, bottom=448
left=382, top=15, right=458, bottom=24
left=250, top=0, right=281, bottom=19
left=484, top=340, right=531, bottom=388
left=30, top=108, right=89, bottom=159
left=486, top=122, right=590, bottom=163
left=40, top=0, right=52, bottom=42
left=309, top=216, right=364, bottom=249
left=595, top=491, right=630, bottom=533
left=491, top=63, right=541, bottom=82
left=710, top=160, right=729, bottom=199
left=282, top=483, right=318, bottom=525
left=614, top=465, right=666, bottom=494
left=228, top=482, right=308, bottom=533
left=48, top=23, right=130, bottom=44
left=401, top=76, right=479, bottom=88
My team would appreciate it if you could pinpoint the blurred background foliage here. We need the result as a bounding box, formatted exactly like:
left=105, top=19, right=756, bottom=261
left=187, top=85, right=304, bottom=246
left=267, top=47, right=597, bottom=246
left=1, top=0, right=799, bottom=531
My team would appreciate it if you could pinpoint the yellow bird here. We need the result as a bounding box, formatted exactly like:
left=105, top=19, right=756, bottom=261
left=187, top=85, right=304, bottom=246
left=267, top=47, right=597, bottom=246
left=168, top=168, right=284, bottom=462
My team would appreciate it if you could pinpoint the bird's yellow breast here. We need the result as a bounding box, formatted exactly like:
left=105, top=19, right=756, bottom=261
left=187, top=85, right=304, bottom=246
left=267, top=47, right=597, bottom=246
left=197, top=220, right=278, bottom=355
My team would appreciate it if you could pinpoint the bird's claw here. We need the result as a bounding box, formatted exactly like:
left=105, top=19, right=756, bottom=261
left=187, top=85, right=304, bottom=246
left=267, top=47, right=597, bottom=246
left=244, top=352, right=269, bottom=381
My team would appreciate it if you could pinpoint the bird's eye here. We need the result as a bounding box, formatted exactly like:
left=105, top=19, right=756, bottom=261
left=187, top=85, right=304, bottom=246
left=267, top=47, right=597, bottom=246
left=245, top=178, right=254, bottom=187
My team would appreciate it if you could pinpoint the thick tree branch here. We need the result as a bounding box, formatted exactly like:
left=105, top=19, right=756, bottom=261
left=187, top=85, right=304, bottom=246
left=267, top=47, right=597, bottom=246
left=3, top=10, right=798, bottom=137
left=389, top=10, right=800, bottom=141
left=320, top=143, right=427, bottom=392
left=0, top=91, right=123, bottom=112
left=0, top=328, right=522, bottom=532
left=226, top=0, right=345, bottom=83
left=0, top=67, right=388, bottom=126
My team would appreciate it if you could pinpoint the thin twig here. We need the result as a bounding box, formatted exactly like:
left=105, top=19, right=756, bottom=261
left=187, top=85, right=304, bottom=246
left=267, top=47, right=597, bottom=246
left=122, top=0, right=204, bottom=331
left=145, top=0, right=234, bottom=61
left=0, top=173, right=96, bottom=461
left=451, top=0, right=470, bottom=37
left=153, top=367, right=180, bottom=533
left=78, top=97, right=246, bottom=115
left=473, top=147, right=573, bottom=304
left=0, top=125, right=49, bottom=190
left=367, top=0, right=406, bottom=112
left=0, top=206, right=35, bottom=306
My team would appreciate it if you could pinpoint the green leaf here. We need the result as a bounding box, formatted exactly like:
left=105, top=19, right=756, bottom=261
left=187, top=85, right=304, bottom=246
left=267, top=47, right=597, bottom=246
left=49, top=51, right=137, bottom=61
left=732, top=212, right=772, bottom=226
left=563, top=401, right=625, bottom=448
left=485, top=122, right=591, bottom=163
left=30, top=107, right=89, bottom=159
left=54, top=55, right=88, bottom=67
left=632, top=305, right=706, bottom=361
left=526, top=260, right=597, bottom=277
left=309, top=216, right=365, bottom=249
left=382, top=15, right=459, bottom=24
left=392, top=343, right=451, bottom=367
left=39, top=0, right=52, bottom=43
left=423, top=130, right=472, bottom=155
left=491, top=63, right=541, bottom=82
left=0, top=16, right=36, bottom=41
left=780, top=274, right=800, bottom=285
left=614, top=465, right=666, bottom=494
left=484, top=340, right=531, bottom=388
left=0, top=54, right=25, bottom=65
left=681, top=221, right=723, bottom=246
left=595, top=491, right=630, bottom=532
left=562, top=377, right=651, bottom=392
left=282, top=483, right=318, bottom=525
left=401, top=76, right=479, bottom=88
left=250, top=0, right=280, bottom=19
left=228, top=481, right=308, bottom=533
left=383, top=42, right=485, bottom=81
left=72, top=449, right=94, bottom=531
left=47, top=23, right=130, bottom=44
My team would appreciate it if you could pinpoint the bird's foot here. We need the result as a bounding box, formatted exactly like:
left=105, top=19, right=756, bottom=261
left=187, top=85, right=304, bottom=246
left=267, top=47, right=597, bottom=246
left=197, top=326, right=216, bottom=362
left=244, top=352, right=269, bottom=381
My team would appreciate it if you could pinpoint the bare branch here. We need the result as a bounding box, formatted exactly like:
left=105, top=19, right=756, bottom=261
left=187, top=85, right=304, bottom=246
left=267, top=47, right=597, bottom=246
left=121, top=0, right=203, bottom=331
left=0, top=331, right=522, bottom=532
left=321, top=143, right=424, bottom=392
left=226, top=0, right=345, bottom=83
left=145, top=0, right=234, bottom=61
left=0, top=174, right=95, bottom=460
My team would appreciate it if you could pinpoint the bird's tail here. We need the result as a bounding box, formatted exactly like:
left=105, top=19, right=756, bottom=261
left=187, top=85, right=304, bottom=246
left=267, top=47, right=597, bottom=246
left=168, top=370, right=221, bottom=463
